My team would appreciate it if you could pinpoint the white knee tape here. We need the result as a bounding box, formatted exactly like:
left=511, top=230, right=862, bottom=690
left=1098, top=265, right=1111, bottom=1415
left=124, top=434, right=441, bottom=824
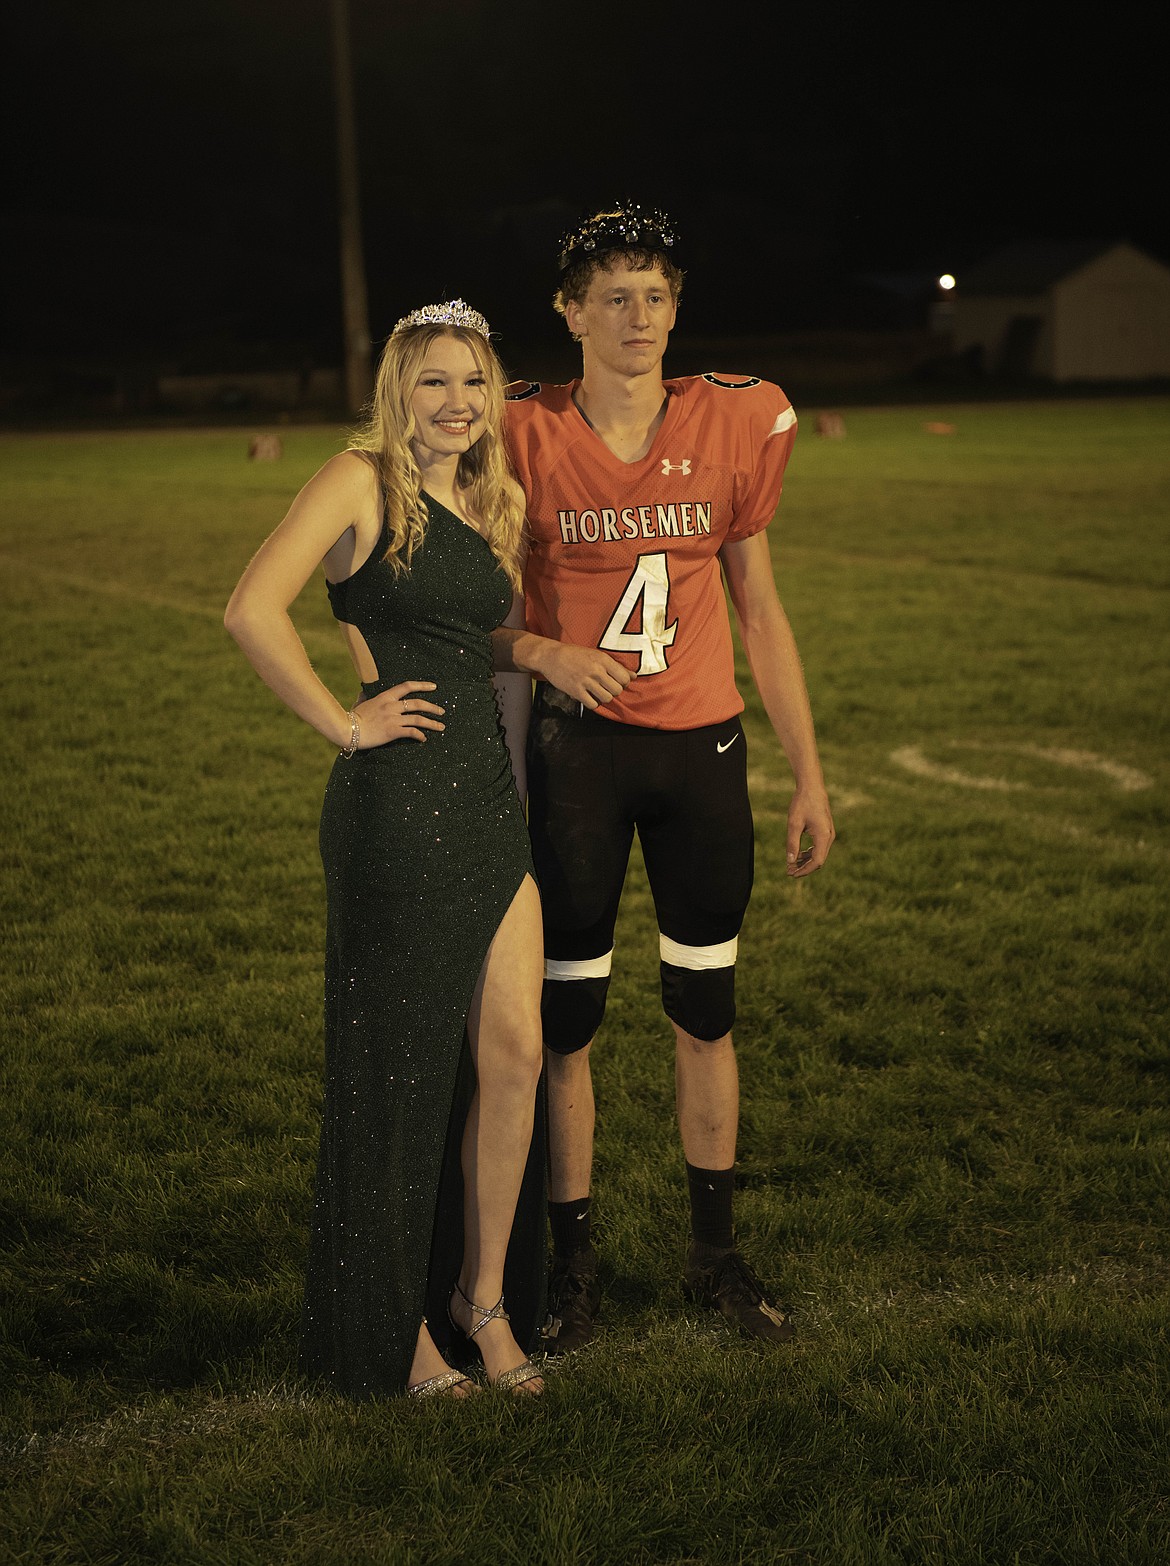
left=544, top=948, right=614, bottom=982
left=658, top=933, right=738, bottom=971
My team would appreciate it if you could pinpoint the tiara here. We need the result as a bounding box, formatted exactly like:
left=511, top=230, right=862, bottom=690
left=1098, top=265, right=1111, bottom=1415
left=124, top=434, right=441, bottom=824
left=557, top=202, right=679, bottom=277
left=391, top=299, right=491, bottom=338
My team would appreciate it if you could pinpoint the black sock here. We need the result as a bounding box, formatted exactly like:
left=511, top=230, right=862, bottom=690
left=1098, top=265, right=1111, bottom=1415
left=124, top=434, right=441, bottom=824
left=549, top=1197, right=593, bottom=1259
left=686, top=1162, right=735, bottom=1252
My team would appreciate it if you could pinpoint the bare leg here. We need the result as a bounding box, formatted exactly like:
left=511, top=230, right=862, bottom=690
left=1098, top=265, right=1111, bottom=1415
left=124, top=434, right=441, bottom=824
left=450, top=874, right=545, bottom=1392
left=673, top=1026, right=739, bottom=1169
left=545, top=1041, right=596, bottom=1203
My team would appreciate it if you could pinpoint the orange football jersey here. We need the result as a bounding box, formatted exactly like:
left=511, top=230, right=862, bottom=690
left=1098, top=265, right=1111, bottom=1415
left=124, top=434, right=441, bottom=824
left=506, top=374, right=797, bottom=730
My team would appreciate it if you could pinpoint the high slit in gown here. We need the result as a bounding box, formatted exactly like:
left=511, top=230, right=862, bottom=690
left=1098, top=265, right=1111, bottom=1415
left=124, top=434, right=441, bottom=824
left=301, top=490, right=544, bottom=1399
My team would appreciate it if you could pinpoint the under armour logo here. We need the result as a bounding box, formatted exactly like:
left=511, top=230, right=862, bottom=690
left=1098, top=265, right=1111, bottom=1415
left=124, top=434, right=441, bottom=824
left=661, top=458, right=691, bottom=476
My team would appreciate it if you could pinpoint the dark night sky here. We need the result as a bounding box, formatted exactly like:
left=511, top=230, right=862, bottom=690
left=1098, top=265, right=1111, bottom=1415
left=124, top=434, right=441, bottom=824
left=2, top=0, right=1163, bottom=373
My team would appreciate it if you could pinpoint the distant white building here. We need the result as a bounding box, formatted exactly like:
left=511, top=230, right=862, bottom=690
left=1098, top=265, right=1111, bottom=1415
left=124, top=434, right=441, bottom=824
left=949, top=241, right=1170, bottom=382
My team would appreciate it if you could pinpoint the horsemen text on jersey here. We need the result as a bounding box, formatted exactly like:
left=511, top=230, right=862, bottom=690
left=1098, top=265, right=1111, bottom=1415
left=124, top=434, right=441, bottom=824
left=505, top=374, right=797, bottom=730
left=556, top=499, right=713, bottom=544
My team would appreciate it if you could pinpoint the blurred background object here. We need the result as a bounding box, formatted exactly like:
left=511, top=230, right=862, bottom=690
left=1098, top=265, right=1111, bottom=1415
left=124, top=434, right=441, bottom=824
left=2, top=1, right=1164, bottom=420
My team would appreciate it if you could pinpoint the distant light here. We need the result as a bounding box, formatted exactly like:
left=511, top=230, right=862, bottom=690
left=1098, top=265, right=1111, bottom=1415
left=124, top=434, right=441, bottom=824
left=938, top=273, right=956, bottom=291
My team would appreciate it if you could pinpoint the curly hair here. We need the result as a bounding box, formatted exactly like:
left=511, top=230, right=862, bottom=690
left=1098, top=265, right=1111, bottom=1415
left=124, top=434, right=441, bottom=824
left=553, top=246, right=686, bottom=320
left=349, top=323, right=526, bottom=591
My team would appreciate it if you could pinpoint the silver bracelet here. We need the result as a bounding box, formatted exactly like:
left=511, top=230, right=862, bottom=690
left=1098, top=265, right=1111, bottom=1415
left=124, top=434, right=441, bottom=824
left=340, top=709, right=360, bottom=759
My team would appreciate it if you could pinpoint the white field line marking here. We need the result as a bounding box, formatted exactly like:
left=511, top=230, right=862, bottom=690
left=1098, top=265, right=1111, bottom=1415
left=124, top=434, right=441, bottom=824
left=1015, top=810, right=1170, bottom=862
left=749, top=769, right=873, bottom=810
left=0, top=553, right=340, bottom=657
left=1004, top=743, right=1152, bottom=793
left=0, top=553, right=226, bottom=622
left=16, top=1387, right=317, bottom=1457
left=795, top=1258, right=1170, bottom=1330
left=781, top=543, right=1170, bottom=596
left=891, top=742, right=1153, bottom=793
left=890, top=746, right=1023, bottom=791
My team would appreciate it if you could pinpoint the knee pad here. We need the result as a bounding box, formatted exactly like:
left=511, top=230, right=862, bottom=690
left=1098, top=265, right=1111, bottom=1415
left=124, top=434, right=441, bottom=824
left=659, top=934, right=738, bottom=1041
left=661, top=963, right=736, bottom=1041
left=541, top=953, right=612, bottom=1055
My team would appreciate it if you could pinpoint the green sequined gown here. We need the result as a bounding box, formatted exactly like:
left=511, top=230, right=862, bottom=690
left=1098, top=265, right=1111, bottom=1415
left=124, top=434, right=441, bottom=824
left=302, top=492, right=543, bottom=1399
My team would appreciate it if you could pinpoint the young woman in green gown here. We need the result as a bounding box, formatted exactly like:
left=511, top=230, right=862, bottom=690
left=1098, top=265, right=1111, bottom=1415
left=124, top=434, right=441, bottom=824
left=226, top=301, right=545, bottom=1398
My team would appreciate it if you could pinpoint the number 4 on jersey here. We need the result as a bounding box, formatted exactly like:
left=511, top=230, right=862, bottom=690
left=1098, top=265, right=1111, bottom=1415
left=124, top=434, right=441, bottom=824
left=599, top=551, right=678, bottom=676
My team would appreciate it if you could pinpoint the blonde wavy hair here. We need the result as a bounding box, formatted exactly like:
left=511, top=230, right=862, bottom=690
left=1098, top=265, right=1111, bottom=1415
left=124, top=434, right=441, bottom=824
left=349, top=322, right=526, bottom=590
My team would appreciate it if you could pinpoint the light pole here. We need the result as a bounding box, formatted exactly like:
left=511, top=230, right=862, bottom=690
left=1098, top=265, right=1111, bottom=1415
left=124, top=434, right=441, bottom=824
left=331, top=0, right=372, bottom=413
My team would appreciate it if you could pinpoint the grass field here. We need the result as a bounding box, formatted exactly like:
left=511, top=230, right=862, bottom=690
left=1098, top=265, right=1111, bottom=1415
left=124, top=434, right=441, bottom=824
left=1, top=399, right=1168, bottom=1564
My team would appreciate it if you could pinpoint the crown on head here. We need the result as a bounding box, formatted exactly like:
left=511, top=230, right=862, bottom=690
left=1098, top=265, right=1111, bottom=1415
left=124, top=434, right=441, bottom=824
left=557, top=202, right=680, bottom=277
left=391, top=299, right=491, bottom=338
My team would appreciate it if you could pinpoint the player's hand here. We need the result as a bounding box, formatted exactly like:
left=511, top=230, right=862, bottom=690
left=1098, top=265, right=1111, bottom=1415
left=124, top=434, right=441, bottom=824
left=354, top=680, right=446, bottom=746
left=542, top=643, right=633, bottom=709
left=786, top=786, right=835, bottom=877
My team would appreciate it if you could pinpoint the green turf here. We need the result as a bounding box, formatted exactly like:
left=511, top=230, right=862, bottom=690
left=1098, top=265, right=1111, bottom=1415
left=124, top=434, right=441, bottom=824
left=2, top=402, right=1168, bottom=1564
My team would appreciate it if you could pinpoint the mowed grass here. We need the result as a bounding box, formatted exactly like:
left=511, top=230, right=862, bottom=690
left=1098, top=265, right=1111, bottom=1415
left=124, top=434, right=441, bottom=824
left=1, top=400, right=1168, bottom=1564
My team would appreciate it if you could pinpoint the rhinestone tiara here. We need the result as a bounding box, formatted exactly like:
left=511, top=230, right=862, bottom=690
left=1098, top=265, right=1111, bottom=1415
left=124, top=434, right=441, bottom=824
left=557, top=202, right=680, bottom=277
left=391, top=299, right=491, bottom=338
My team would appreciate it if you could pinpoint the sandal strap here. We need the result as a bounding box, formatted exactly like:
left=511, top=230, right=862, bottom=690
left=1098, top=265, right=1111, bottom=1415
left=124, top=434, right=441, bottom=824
left=493, top=1358, right=543, bottom=1393
left=407, top=1368, right=475, bottom=1399
left=453, top=1279, right=511, bottom=1339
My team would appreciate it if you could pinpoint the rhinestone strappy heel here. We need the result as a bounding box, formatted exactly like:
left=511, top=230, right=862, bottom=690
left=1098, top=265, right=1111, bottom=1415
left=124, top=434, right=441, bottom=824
left=407, top=1367, right=477, bottom=1399
left=406, top=1317, right=479, bottom=1399
left=448, top=1280, right=544, bottom=1394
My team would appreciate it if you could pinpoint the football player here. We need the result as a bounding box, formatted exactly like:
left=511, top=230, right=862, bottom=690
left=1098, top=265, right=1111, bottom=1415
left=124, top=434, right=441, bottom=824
left=493, top=202, right=834, bottom=1352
